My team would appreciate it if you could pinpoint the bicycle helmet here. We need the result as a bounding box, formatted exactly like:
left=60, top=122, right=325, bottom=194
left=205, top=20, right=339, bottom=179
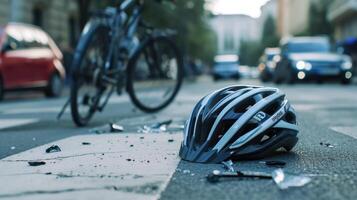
left=179, top=85, right=299, bottom=163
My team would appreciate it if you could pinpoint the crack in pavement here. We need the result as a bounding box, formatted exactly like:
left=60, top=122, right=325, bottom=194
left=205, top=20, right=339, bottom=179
left=0, top=181, right=163, bottom=198
left=0, top=151, right=127, bottom=162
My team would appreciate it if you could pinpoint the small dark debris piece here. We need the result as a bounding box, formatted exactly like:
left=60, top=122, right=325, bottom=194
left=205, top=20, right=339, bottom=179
left=130, top=144, right=134, bottom=147
left=126, top=159, right=132, bottom=162
left=45, top=145, right=61, bottom=153
left=168, top=139, right=174, bottom=143
left=207, top=170, right=272, bottom=183
left=320, top=142, right=334, bottom=148
left=28, top=161, right=46, bottom=166
left=45, top=172, right=52, bottom=175
left=110, top=123, right=124, bottom=133
left=140, top=136, right=145, bottom=139
left=264, top=160, right=286, bottom=167
left=82, top=142, right=91, bottom=145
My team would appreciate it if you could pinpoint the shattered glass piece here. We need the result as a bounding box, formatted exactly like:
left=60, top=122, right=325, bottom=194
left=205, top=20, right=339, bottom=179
left=150, top=120, right=172, bottom=129
left=260, top=160, right=286, bottom=167
left=137, top=119, right=173, bottom=134
left=28, top=161, right=46, bottom=166
left=45, top=145, right=61, bottom=153
left=110, top=123, right=124, bottom=133
left=222, top=160, right=234, bottom=172
left=272, top=169, right=311, bottom=189
left=183, top=169, right=191, bottom=174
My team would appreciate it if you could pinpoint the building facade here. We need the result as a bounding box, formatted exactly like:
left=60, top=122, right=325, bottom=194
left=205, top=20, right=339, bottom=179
left=0, top=0, right=79, bottom=49
left=210, top=14, right=260, bottom=55
left=277, top=0, right=310, bottom=37
left=328, top=0, right=357, bottom=41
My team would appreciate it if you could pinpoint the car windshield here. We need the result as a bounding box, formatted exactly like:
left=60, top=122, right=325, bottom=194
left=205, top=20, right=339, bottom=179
left=288, top=41, right=330, bottom=53
left=214, top=62, right=238, bottom=69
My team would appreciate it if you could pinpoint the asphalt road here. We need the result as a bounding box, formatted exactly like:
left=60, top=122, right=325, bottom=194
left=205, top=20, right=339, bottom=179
left=1, top=77, right=357, bottom=199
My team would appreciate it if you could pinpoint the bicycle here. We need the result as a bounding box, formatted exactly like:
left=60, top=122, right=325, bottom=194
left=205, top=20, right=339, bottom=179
left=64, top=0, right=183, bottom=127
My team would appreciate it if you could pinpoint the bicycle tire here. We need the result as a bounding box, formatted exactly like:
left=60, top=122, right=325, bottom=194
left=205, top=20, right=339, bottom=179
left=127, top=35, right=184, bottom=113
left=70, top=23, right=110, bottom=127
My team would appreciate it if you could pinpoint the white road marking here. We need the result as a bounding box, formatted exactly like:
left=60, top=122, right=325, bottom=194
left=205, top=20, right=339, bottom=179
left=0, top=119, right=39, bottom=130
left=0, top=133, right=182, bottom=200
left=330, top=126, right=357, bottom=140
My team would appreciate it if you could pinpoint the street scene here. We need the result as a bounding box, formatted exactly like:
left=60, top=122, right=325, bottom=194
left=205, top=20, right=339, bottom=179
left=1, top=0, right=357, bottom=199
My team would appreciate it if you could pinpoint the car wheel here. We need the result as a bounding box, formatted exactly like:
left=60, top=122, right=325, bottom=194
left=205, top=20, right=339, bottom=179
left=341, top=79, right=351, bottom=85
left=284, top=69, right=296, bottom=84
left=45, top=73, right=63, bottom=98
left=0, top=77, right=4, bottom=101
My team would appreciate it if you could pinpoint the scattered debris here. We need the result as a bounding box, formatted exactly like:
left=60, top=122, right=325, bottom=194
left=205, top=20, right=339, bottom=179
left=168, top=139, right=175, bottom=143
left=140, top=136, right=145, bottom=139
left=320, top=142, right=334, bottom=148
left=260, top=160, right=286, bottom=167
left=183, top=169, right=191, bottom=174
left=28, top=161, right=46, bottom=166
left=82, top=142, right=91, bottom=145
left=138, top=120, right=173, bottom=133
left=130, top=144, right=134, bottom=147
left=32, top=137, right=36, bottom=141
left=272, top=169, right=311, bottom=189
left=207, top=170, right=272, bottom=183
left=222, top=160, right=234, bottom=172
left=45, top=172, right=52, bottom=175
left=10, top=146, right=16, bottom=150
left=45, top=145, right=61, bottom=153
left=126, top=159, right=132, bottom=162
left=110, top=123, right=124, bottom=133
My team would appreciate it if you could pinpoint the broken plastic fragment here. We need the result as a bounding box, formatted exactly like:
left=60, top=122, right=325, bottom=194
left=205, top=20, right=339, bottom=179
left=28, top=161, right=46, bottom=166
left=110, top=123, right=124, bottom=133
left=183, top=169, right=191, bottom=174
left=207, top=170, right=272, bottom=183
left=260, top=160, right=286, bottom=167
left=222, top=160, right=234, bottom=172
left=320, top=142, right=334, bottom=148
left=272, top=169, right=311, bottom=189
left=45, top=145, right=61, bottom=153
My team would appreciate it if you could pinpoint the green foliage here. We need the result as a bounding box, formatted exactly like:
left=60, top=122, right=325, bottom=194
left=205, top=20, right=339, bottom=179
left=239, top=15, right=279, bottom=66
left=239, top=40, right=263, bottom=66
left=142, top=1, right=216, bottom=63
left=261, top=15, right=280, bottom=48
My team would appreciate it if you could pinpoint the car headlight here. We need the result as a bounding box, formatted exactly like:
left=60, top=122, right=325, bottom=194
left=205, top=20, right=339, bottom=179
left=342, top=61, right=352, bottom=70
left=295, top=61, right=312, bottom=71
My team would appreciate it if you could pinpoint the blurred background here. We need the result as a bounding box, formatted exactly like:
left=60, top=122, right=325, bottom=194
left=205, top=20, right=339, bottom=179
left=0, top=0, right=356, bottom=99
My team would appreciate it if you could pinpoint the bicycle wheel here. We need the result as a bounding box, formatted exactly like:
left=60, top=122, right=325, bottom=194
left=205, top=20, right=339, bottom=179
left=70, top=24, right=111, bottom=126
left=127, top=35, right=183, bottom=112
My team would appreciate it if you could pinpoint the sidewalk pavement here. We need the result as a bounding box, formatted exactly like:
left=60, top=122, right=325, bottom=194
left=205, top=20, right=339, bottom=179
left=0, top=133, right=182, bottom=200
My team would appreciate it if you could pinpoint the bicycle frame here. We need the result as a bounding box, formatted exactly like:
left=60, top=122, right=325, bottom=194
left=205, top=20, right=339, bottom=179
left=104, top=0, right=143, bottom=72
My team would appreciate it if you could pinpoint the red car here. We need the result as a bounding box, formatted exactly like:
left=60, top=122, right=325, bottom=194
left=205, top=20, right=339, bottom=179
left=0, top=23, right=65, bottom=100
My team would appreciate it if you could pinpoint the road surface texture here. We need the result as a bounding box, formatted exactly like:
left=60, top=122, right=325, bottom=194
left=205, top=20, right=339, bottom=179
left=0, top=77, right=357, bottom=200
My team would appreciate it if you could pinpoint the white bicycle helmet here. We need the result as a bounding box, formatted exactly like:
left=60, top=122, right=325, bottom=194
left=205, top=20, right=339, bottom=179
left=179, top=85, right=299, bottom=163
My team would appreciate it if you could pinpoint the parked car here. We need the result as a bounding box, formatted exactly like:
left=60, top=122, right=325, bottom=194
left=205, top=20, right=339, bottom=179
left=0, top=23, right=65, bottom=100
left=212, top=54, right=240, bottom=81
left=258, top=48, right=281, bottom=82
left=274, top=37, right=353, bottom=84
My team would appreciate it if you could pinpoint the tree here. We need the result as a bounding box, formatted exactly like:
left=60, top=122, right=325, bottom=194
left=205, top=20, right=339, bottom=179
left=261, top=15, right=279, bottom=48
left=307, top=1, right=333, bottom=37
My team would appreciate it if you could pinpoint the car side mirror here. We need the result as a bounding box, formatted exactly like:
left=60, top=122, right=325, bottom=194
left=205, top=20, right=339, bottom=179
left=1, top=43, right=13, bottom=54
